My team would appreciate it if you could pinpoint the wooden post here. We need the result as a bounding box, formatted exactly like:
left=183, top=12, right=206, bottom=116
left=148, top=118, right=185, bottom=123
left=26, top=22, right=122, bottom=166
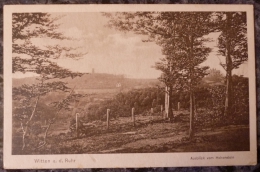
left=194, top=98, right=197, bottom=121
left=76, top=113, right=79, bottom=138
left=132, top=107, right=135, bottom=127
left=151, top=108, right=154, bottom=119
left=107, top=109, right=110, bottom=130
left=161, top=105, right=163, bottom=117
left=165, top=86, right=169, bottom=118
left=178, top=102, right=180, bottom=111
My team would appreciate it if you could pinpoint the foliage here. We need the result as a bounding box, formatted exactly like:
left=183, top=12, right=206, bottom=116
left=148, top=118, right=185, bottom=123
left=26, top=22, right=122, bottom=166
left=85, top=73, right=249, bottom=126
left=106, top=12, right=215, bottom=136
left=196, top=75, right=249, bottom=127
left=204, top=68, right=225, bottom=83
left=12, top=13, right=86, bottom=151
left=208, top=85, right=226, bottom=112
left=231, top=75, right=249, bottom=124
left=87, top=87, right=164, bottom=121
left=216, top=12, right=248, bottom=70
left=215, top=12, right=248, bottom=117
left=12, top=12, right=86, bottom=76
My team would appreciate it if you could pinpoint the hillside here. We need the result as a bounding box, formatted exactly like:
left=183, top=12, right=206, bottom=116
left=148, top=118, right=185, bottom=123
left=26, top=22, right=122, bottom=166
left=13, top=71, right=238, bottom=90
left=12, top=73, right=161, bottom=90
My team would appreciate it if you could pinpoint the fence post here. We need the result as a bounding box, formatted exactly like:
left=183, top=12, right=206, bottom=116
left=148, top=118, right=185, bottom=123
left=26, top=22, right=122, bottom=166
left=178, top=102, right=181, bottom=111
left=165, top=86, right=169, bottom=118
left=132, top=107, right=135, bottom=127
left=161, top=105, right=163, bottom=118
left=76, top=113, right=79, bottom=138
left=107, top=109, right=110, bottom=130
left=151, top=108, right=154, bottom=119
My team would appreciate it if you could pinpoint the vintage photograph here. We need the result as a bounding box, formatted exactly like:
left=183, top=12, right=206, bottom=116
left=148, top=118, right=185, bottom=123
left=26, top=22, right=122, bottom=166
left=4, top=5, right=256, bottom=168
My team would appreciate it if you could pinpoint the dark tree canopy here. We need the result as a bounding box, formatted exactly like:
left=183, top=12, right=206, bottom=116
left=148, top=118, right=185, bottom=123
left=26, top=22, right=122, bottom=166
left=106, top=12, right=213, bottom=87
left=216, top=12, right=248, bottom=70
left=12, top=13, right=66, bottom=41
left=106, top=11, right=215, bottom=136
left=215, top=12, right=248, bottom=117
left=12, top=13, right=86, bottom=76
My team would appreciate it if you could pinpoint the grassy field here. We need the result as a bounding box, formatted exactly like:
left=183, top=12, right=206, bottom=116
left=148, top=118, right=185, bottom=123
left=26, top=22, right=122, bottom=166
left=12, top=111, right=249, bottom=154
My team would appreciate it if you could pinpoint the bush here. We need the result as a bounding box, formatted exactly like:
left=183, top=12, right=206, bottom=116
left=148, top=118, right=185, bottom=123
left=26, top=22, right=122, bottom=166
left=87, top=87, right=166, bottom=120
left=195, top=75, right=249, bottom=127
left=231, top=76, right=249, bottom=124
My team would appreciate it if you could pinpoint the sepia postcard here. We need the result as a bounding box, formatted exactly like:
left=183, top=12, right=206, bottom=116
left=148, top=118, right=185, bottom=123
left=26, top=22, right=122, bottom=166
left=3, top=4, right=256, bottom=169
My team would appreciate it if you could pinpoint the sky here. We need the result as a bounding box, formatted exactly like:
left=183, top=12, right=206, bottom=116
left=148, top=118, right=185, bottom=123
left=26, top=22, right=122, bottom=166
left=13, top=12, right=248, bottom=79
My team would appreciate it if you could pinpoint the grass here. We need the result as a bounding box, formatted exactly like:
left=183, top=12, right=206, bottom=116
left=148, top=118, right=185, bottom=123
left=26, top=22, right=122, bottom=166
left=12, top=112, right=249, bottom=155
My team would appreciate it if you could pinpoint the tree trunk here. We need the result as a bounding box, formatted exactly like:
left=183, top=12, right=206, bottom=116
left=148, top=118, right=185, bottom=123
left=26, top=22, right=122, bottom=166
left=189, top=89, right=195, bottom=138
left=224, top=13, right=233, bottom=118
left=38, top=86, right=76, bottom=148
left=188, top=35, right=195, bottom=139
left=38, top=110, right=61, bottom=149
left=194, top=96, right=197, bottom=121
left=39, top=122, right=52, bottom=148
left=165, top=86, right=169, bottom=118
left=22, top=94, right=40, bottom=150
left=224, top=67, right=232, bottom=117
left=168, top=86, right=174, bottom=121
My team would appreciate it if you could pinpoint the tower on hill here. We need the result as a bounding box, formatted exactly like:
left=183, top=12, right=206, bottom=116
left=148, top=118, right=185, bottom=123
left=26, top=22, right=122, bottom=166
left=92, top=68, right=95, bottom=74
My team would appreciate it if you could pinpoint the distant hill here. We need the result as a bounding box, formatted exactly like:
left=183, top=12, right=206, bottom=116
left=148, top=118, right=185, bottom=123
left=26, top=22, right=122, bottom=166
left=13, top=72, right=230, bottom=91
left=13, top=76, right=39, bottom=87
left=12, top=73, right=161, bottom=90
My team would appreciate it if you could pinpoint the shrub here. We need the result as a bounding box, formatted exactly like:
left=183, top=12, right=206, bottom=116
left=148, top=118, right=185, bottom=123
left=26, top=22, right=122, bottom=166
left=231, top=76, right=249, bottom=124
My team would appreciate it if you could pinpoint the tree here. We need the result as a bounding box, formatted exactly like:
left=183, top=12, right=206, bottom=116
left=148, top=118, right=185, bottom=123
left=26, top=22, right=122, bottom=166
left=39, top=87, right=85, bottom=148
left=204, top=68, right=225, bottom=83
left=154, top=56, right=182, bottom=120
left=153, top=20, right=183, bottom=120
left=12, top=13, right=86, bottom=151
left=159, top=12, right=212, bottom=137
left=106, top=12, right=213, bottom=138
left=216, top=12, right=247, bottom=117
left=13, top=81, right=70, bottom=150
